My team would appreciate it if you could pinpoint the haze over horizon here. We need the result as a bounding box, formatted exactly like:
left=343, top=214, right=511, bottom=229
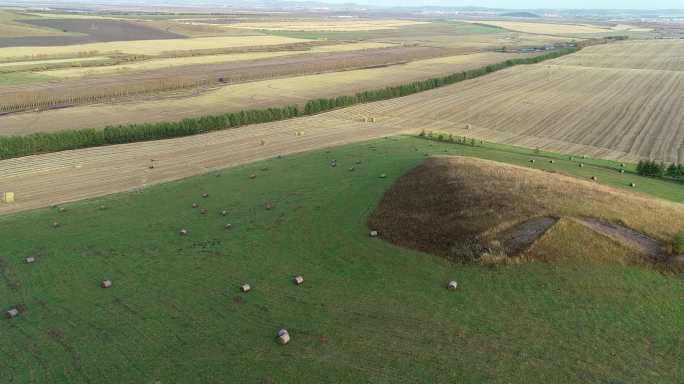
left=317, top=0, right=684, bottom=10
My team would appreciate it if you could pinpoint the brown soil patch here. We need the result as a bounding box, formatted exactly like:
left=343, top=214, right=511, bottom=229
left=368, top=156, right=684, bottom=262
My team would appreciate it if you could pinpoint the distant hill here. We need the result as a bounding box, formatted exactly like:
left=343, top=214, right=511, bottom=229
left=499, top=11, right=540, bottom=18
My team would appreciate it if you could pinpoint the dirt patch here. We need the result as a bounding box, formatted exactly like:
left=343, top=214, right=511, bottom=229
left=571, top=217, right=666, bottom=260
left=497, top=217, right=558, bottom=255
left=0, top=19, right=184, bottom=47
left=368, top=156, right=684, bottom=263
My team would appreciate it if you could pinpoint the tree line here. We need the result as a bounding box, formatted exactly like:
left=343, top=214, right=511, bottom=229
left=0, top=48, right=577, bottom=160
left=636, top=160, right=684, bottom=180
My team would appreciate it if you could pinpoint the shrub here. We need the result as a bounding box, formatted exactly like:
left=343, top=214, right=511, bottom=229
left=673, top=230, right=684, bottom=254
left=636, top=160, right=666, bottom=177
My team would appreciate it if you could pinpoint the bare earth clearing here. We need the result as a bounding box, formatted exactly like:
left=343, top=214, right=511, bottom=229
left=0, top=52, right=528, bottom=135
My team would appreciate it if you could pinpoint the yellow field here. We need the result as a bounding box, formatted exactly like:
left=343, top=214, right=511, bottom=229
left=463, top=20, right=610, bottom=35
left=39, top=42, right=395, bottom=78
left=221, top=19, right=429, bottom=31
left=0, top=56, right=109, bottom=70
left=550, top=40, right=684, bottom=71
left=0, top=35, right=311, bottom=60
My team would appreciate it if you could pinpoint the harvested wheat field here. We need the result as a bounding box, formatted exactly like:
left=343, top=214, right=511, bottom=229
left=220, top=19, right=428, bottom=31
left=464, top=20, right=610, bottom=35
left=0, top=51, right=528, bottom=135
left=329, top=40, right=684, bottom=163
left=0, top=114, right=415, bottom=215
left=38, top=42, right=396, bottom=79
left=369, top=156, right=684, bottom=264
left=0, top=35, right=309, bottom=60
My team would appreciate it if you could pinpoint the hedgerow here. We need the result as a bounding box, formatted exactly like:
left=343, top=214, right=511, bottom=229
left=0, top=48, right=576, bottom=160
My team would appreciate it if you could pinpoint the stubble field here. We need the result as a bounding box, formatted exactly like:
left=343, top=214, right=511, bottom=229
left=333, top=40, right=684, bottom=163
left=0, top=51, right=529, bottom=135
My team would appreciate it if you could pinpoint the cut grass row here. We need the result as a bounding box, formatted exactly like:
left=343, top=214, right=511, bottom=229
left=0, top=48, right=577, bottom=160
left=2, top=136, right=682, bottom=383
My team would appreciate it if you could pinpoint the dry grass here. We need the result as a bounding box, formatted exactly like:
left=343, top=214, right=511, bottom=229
left=462, top=20, right=609, bottom=35
left=39, top=42, right=396, bottom=79
left=221, top=19, right=429, bottom=31
left=368, top=156, right=684, bottom=260
left=0, top=56, right=109, bottom=68
left=0, top=35, right=310, bottom=60
left=526, top=218, right=644, bottom=265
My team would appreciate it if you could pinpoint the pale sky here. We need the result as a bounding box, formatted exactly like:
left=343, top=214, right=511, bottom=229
left=320, top=0, right=683, bottom=9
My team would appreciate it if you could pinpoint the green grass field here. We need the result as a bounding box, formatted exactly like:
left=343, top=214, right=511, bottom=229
left=2, top=136, right=683, bottom=383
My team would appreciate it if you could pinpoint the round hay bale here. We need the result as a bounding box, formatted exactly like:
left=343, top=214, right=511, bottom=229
left=58, top=207, right=66, bottom=213
left=202, top=193, right=209, bottom=198
left=379, top=174, right=387, bottom=179
left=200, top=209, right=208, bottom=215
left=6, top=308, right=19, bottom=319
left=52, top=222, right=60, bottom=228
left=98, top=205, right=107, bottom=211
left=240, top=283, right=251, bottom=293
left=349, top=166, right=355, bottom=172
left=569, top=156, right=574, bottom=160
left=192, top=203, right=199, bottom=208
left=369, top=230, right=379, bottom=237
left=220, top=210, right=228, bottom=216
left=265, top=202, right=274, bottom=211
left=620, top=163, right=625, bottom=167
left=529, top=159, right=535, bottom=164
left=225, top=223, right=233, bottom=230
left=293, top=275, right=304, bottom=285
left=447, top=281, right=458, bottom=290
left=277, top=329, right=290, bottom=345
left=101, top=280, right=112, bottom=289
left=549, top=160, right=555, bottom=164
left=579, top=163, right=585, bottom=168
left=465, top=123, right=472, bottom=129
left=25, top=257, right=35, bottom=264
left=355, top=160, right=362, bottom=165
left=591, top=176, right=598, bottom=181
left=582, top=155, right=587, bottom=159
left=180, top=228, right=188, bottom=236
left=619, top=169, right=625, bottom=174
left=630, top=183, right=637, bottom=188
left=249, top=174, right=257, bottom=179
